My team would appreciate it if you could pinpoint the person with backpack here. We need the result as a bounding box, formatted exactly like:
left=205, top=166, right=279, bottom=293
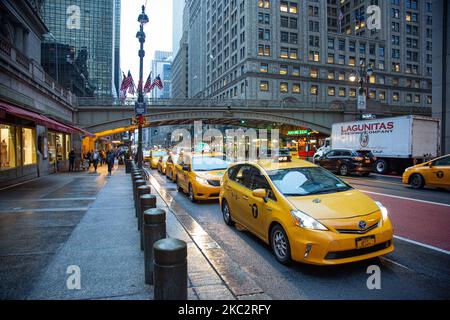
left=91, top=150, right=100, bottom=173
left=106, top=150, right=115, bottom=175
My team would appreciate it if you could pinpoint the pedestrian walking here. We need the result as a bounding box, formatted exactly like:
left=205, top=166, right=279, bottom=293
left=86, top=150, right=92, bottom=169
left=69, top=149, right=76, bottom=172
left=106, top=150, right=115, bottom=175
left=91, top=150, right=100, bottom=173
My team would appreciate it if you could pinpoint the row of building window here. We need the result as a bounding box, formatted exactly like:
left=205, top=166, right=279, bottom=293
left=257, top=81, right=432, bottom=104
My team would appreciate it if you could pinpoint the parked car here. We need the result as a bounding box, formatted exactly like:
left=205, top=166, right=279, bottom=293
left=316, top=149, right=376, bottom=176
left=402, top=154, right=450, bottom=189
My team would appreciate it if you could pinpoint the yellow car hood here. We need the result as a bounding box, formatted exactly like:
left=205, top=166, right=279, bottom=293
left=196, top=170, right=226, bottom=180
left=287, top=189, right=379, bottom=220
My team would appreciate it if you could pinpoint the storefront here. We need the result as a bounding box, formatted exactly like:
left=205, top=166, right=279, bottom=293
left=0, top=102, right=89, bottom=188
left=282, top=128, right=330, bottom=159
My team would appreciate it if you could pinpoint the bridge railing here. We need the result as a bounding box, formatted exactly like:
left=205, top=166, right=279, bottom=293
left=76, top=97, right=345, bottom=110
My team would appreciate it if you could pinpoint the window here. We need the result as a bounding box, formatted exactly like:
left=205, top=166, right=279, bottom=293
left=292, top=67, right=300, bottom=76
left=310, top=68, right=318, bottom=78
left=310, top=85, right=318, bottom=95
left=0, top=124, right=16, bottom=170
left=328, top=71, right=335, bottom=80
left=260, top=81, right=269, bottom=91
left=280, top=65, right=288, bottom=75
left=232, top=165, right=253, bottom=188
left=349, top=88, right=357, bottom=97
left=292, top=83, right=301, bottom=93
left=393, top=92, right=399, bottom=102
left=327, top=53, right=334, bottom=64
left=328, top=87, right=335, bottom=96
left=289, top=48, right=298, bottom=59
left=379, top=91, right=386, bottom=100
left=280, top=82, right=288, bottom=93
left=309, top=51, right=320, bottom=62
left=338, top=87, right=346, bottom=97
left=258, top=0, right=270, bottom=9
left=258, top=44, right=270, bottom=56
left=21, top=128, right=36, bottom=166
left=47, top=131, right=56, bottom=164
left=280, top=47, right=288, bottom=58
left=260, top=63, right=268, bottom=73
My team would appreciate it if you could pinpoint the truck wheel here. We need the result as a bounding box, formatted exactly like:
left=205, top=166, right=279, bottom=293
left=339, top=164, right=349, bottom=176
left=410, top=174, right=425, bottom=189
left=375, top=160, right=389, bottom=174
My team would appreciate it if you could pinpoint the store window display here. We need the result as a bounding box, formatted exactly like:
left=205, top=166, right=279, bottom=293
left=0, top=124, right=16, bottom=170
left=22, top=128, right=36, bottom=165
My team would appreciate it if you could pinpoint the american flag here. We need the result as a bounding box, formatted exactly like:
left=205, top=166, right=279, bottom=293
left=153, top=74, right=163, bottom=90
left=128, top=71, right=136, bottom=95
left=120, top=71, right=131, bottom=99
left=144, top=72, right=153, bottom=94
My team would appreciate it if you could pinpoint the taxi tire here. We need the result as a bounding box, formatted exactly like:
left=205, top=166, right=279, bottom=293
left=221, top=200, right=234, bottom=226
left=410, top=173, right=425, bottom=189
left=270, top=225, right=292, bottom=265
left=339, top=164, right=349, bottom=176
left=176, top=178, right=183, bottom=192
left=188, top=184, right=196, bottom=203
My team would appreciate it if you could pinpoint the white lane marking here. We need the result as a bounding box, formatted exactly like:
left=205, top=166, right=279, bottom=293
left=394, top=235, right=450, bottom=255
left=361, top=190, right=450, bottom=207
left=380, top=257, right=412, bottom=271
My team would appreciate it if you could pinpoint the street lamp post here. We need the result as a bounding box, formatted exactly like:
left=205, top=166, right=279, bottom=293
left=136, top=5, right=149, bottom=168
left=349, top=60, right=373, bottom=120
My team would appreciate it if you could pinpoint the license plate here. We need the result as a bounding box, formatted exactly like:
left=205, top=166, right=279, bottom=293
left=356, top=236, right=376, bottom=249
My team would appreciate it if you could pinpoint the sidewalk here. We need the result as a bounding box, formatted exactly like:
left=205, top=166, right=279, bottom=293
left=22, top=165, right=237, bottom=300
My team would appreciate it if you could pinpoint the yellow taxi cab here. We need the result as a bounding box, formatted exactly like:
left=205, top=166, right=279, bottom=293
left=149, top=150, right=167, bottom=169
left=402, top=154, right=450, bottom=189
left=219, top=158, right=394, bottom=265
left=157, top=155, right=170, bottom=174
left=175, top=153, right=231, bottom=202
left=165, top=154, right=180, bottom=181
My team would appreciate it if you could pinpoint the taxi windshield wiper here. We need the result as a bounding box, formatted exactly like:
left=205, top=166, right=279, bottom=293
left=307, top=187, right=351, bottom=195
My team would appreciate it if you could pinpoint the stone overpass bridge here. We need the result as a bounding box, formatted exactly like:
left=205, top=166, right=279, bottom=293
left=76, top=98, right=431, bottom=136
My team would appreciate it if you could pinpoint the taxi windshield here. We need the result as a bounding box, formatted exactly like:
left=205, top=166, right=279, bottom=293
left=267, top=167, right=352, bottom=196
left=162, top=156, right=169, bottom=161
left=192, top=157, right=230, bottom=171
left=151, top=151, right=166, bottom=157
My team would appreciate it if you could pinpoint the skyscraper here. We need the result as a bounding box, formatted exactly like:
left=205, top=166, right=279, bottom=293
left=177, top=0, right=433, bottom=109
left=42, top=0, right=121, bottom=97
left=151, top=51, right=173, bottom=99
left=173, top=0, right=185, bottom=56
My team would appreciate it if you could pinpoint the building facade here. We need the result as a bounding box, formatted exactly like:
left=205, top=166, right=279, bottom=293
left=41, top=0, right=121, bottom=97
left=0, top=0, right=85, bottom=188
left=172, top=3, right=190, bottom=99
left=432, top=0, right=449, bottom=154
left=151, top=51, right=173, bottom=99
left=177, top=0, right=433, bottom=109
left=173, top=0, right=186, bottom=56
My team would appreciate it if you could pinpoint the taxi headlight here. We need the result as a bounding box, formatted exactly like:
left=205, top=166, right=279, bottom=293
left=375, top=201, right=389, bottom=222
left=195, top=176, right=208, bottom=185
left=290, top=210, right=328, bottom=231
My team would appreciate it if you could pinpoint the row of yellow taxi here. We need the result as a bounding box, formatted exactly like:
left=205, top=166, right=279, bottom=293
left=148, top=150, right=395, bottom=266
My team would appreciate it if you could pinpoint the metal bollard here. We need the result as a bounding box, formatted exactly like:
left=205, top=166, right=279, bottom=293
left=132, top=175, right=143, bottom=202
left=134, top=180, right=146, bottom=215
left=125, top=159, right=132, bottom=173
left=136, top=185, right=151, bottom=225
left=143, top=208, right=166, bottom=285
left=139, top=194, right=157, bottom=250
left=153, top=238, right=187, bottom=300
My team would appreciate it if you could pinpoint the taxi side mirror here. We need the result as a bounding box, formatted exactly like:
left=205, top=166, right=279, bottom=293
left=253, top=189, right=268, bottom=202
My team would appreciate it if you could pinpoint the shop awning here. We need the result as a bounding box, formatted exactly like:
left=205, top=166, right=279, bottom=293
left=0, top=102, right=75, bottom=134
left=67, top=124, right=96, bottom=138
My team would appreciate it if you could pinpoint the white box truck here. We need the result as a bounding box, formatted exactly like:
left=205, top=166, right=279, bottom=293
left=330, top=115, right=441, bottom=174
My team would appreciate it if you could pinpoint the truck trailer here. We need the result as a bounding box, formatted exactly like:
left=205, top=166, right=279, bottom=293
left=330, top=115, right=441, bottom=174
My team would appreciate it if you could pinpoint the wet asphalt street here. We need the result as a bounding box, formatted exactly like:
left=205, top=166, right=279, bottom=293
left=148, top=168, right=450, bottom=300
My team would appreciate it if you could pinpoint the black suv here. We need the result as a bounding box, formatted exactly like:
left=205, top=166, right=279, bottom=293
left=316, top=149, right=376, bottom=176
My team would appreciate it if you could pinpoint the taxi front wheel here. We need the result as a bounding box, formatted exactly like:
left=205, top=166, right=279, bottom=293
left=410, top=174, right=425, bottom=189
left=270, top=225, right=292, bottom=265
left=221, top=200, right=235, bottom=226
